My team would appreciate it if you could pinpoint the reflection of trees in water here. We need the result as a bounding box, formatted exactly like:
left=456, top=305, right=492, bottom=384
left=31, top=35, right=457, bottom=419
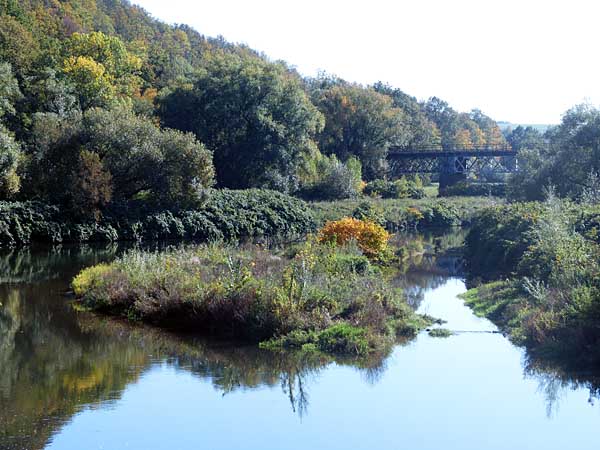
left=390, top=230, right=467, bottom=309
left=0, top=244, right=119, bottom=284
left=523, top=356, right=600, bottom=418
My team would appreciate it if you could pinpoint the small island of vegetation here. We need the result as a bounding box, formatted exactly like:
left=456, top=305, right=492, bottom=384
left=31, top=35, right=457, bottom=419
left=72, top=218, right=434, bottom=356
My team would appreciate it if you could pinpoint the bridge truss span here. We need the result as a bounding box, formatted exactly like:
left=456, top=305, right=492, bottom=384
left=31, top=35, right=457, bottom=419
left=387, top=146, right=518, bottom=176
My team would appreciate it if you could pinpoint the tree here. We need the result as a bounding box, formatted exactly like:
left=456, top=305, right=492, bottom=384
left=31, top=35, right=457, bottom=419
left=158, top=51, right=323, bottom=192
left=0, top=61, right=22, bottom=198
left=469, top=109, right=506, bottom=147
left=62, top=32, right=142, bottom=109
left=0, top=14, right=40, bottom=73
left=27, top=105, right=214, bottom=213
left=63, top=56, right=115, bottom=109
left=310, top=77, right=408, bottom=180
left=0, top=61, right=21, bottom=118
left=452, top=129, right=473, bottom=149
left=508, top=105, right=600, bottom=200
left=71, top=149, right=113, bottom=220
left=373, top=82, right=441, bottom=149
left=0, top=125, right=20, bottom=198
left=505, top=125, right=545, bottom=151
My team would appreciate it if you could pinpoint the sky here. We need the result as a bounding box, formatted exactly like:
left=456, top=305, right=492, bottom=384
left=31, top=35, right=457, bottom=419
left=132, top=0, right=600, bottom=124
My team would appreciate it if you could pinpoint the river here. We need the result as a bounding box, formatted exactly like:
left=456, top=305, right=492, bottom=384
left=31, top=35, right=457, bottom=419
left=0, top=235, right=599, bottom=450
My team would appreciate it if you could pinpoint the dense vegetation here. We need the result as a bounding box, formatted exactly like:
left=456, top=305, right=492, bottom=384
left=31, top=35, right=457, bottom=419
left=463, top=196, right=600, bottom=366
left=504, top=106, right=600, bottom=202
left=72, top=227, right=434, bottom=357
left=310, top=196, right=499, bottom=230
left=0, top=189, right=316, bottom=247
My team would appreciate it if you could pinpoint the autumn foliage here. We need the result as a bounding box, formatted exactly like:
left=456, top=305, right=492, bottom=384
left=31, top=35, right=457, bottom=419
left=318, top=217, right=390, bottom=258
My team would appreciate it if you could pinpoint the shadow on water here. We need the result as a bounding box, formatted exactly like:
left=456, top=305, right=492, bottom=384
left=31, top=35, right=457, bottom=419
left=0, top=234, right=599, bottom=449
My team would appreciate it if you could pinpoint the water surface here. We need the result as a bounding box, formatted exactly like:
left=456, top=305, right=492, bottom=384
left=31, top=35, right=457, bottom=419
left=0, top=237, right=598, bottom=450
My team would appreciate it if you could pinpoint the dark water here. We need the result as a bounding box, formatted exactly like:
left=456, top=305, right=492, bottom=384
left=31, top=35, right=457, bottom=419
left=0, top=236, right=599, bottom=450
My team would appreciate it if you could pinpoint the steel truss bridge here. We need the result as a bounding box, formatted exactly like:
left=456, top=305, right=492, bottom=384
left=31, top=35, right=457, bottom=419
left=387, top=146, right=518, bottom=178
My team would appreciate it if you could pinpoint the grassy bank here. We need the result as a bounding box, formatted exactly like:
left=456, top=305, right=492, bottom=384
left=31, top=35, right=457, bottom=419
left=310, top=196, right=500, bottom=230
left=72, top=237, right=433, bottom=357
left=463, top=198, right=600, bottom=366
left=0, top=190, right=316, bottom=247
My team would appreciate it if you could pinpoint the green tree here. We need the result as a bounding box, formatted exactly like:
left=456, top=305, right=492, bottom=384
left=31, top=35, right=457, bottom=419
left=27, top=106, right=214, bottom=213
left=71, top=149, right=113, bottom=221
left=0, top=14, right=40, bottom=73
left=158, top=51, right=323, bottom=192
left=373, top=82, right=441, bottom=149
left=0, top=61, right=22, bottom=198
left=508, top=104, right=600, bottom=200
left=0, top=125, right=20, bottom=198
left=505, top=125, right=545, bottom=151
left=310, top=77, right=408, bottom=180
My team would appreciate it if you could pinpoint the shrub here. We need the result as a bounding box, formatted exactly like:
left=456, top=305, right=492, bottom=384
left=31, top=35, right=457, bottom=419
left=363, top=177, right=425, bottom=199
left=440, top=181, right=506, bottom=197
left=318, top=217, right=390, bottom=259
left=463, top=197, right=600, bottom=366
left=316, top=324, right=371, bottom=356
left=352, top=201, right=385, bottom=225
left=428, top=328, right=453, bottom=338
left=299, top=155, right=362, bottom=201
left=72, top=264, right=112, bottom=296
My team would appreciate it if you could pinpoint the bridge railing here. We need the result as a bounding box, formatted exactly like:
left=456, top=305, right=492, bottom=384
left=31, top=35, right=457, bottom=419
left=388, top=144, right=513, bottom=154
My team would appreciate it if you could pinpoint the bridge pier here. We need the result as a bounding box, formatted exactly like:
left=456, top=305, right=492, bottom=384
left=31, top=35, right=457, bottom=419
left=439, top=171, right=467, bottom=189
left=439, top=156, right=467, bottom=189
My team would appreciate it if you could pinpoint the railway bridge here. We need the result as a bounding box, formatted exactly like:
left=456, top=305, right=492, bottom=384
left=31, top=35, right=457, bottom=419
left=387, top=145, right=518, bottom=188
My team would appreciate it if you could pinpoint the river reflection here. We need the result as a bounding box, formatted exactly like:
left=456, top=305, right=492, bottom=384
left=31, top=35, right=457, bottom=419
left=0, top=236, right=599, bottom=450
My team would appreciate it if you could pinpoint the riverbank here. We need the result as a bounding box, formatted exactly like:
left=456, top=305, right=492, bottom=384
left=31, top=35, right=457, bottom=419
left=309, top=195, right=501, bottom=229
left=462, top=199, right=600, bottom=367
left=72, top=234, right=435, bottom=357
left=1, top=191, right=502, bottom=248
left=0, top=189, right=316, bottom=247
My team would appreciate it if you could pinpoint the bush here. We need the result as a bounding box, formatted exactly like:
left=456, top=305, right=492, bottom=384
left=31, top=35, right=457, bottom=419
left=465, top=202, right=554, bottom=278
left=363, top=177, right=425, bottom=199
left=72, top=264, right=112, bottom=296
left=352, top=201, right=385, bottom=225
left=316, top=324, right=372, bottom=356
left=440, top=181, right=506, bottom=197
left=318, top=217, right=390, bottom=259
left=299, top=156, right=362, bottom=201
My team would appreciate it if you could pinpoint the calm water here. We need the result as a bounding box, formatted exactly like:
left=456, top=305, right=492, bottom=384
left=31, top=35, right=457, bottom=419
left=1, top=237, right=599, bottom=450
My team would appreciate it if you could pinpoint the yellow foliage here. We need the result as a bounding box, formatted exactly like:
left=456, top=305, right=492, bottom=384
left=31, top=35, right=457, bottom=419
left=72, top=264, right=112, bottom=296
left=406, top=207, right=424, bottom=221
left=318, top=217, right=390, bottom=258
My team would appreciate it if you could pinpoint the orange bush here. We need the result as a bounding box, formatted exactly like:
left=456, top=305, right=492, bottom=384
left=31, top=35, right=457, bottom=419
left=318, top=217, right=390, bottom=258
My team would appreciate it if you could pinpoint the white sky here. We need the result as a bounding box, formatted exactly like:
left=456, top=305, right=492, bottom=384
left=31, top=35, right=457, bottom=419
left=132, top=0, right=600, bottom=124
